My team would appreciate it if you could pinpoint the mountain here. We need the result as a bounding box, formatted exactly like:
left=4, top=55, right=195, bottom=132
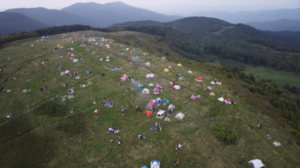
left=0, top=12, right=49, bottom=35
left=191, top=8, right=300, bottom=24
left=245, top=19, right=300, bottom=31
left=62, top=2, right=182, bottom=27
left=5, top=7, right=98, bottom=27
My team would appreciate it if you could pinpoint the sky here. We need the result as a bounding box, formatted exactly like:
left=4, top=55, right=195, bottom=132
left=1, top=0, right=300, bottom=15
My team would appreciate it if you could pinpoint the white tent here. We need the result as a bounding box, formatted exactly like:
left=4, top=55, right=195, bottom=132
left=146, top=74, right=155, bottom=79
left=60, top=72, right=65, bottom=76
left=68, top=89, right=74, bottom=94
left=210, top=81, right=216, bottom=85
left=145, top=62, right=151, bottom=67
left=218, top=97, right=224, bottom=102
left=151, top=160, right=160, bottom=168
left=168, top=66, right=173, bottom=69
left=175, top=113, right=185, bottom=120
left=142, top=88, right=150, bottom=94
left=173, top=85, right=181, bottom=90
left=273, top=141, right=281, bottom=146
left=248, top=159, right=265, bottom=168
left=168, top=104, right=175, bottom=110
left=75, top=76, right=81, bottom=79
left=216, top=82, right=222, bottom=85
left=188, top=70, right=192, bottom=74
left=149, top=83, right=154, bottom=87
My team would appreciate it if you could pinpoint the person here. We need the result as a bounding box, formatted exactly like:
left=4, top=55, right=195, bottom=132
left=240, top=155, right=244, bottom=164
left=43, top=78, right=45, bottom=82
left=131, top=94, right=133, bottom=99
left=158, top=104, right=160, bottom=109
left=175, top=148, right=178, bottom=151
left=118, top=140, right=121, bottom=146
left=260, top=124, right=262, bottom=130
left=250, top=125, right=253, bottom=130
left=159, top=126, right=162, bottom=131
left=18, top=132, right=21, bottom=137
left=27, top=128, right=30, bottom=132
left=110, top=139, right=113, bottom=144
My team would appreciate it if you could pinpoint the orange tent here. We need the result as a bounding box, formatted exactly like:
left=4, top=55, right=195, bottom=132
left=144, top=110, right=153, bottom=116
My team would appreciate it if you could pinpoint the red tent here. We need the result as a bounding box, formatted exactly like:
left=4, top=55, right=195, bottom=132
left=195, top=77, right=203, bottom=82
left=169, top=83, right=174, bottom=88
left=225, top=99, right=231, bottom=104
left=121, top=74, right=128, bottom=80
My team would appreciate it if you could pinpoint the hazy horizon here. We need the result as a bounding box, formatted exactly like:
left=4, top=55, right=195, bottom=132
left=1, top=0, right=300, bottom=15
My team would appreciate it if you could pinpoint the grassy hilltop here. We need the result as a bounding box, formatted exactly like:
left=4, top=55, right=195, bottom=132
left=0, top=31, right=299, bottom=168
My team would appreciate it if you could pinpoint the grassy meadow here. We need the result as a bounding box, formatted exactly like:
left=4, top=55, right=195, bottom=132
left=0, top=31, right=299, bottom=168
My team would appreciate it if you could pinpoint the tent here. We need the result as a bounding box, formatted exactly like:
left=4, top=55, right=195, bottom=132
left=273, top=141, right=281, bottom=146
left=75, top=76, right=80, bottom=79
left=248, top=159, right=265, bottom=168
left=210, top=81, right=216, bottom=85
left=161, top=57, right=166, bottom=60
left=164, top=117, right=171, bottom=122
left=177, top=63, right=182, bottom=67
left=173, top=85, right=181, bottom=90
left=163, top=98, right=169, bottom=103
left=216, top=82, right=222, bottom=85
left=175, top=113, right=185, bottom=120
left=73, top=59, right=78, bottom=63
left=144, top=110, right=153, bottom=116
left=168, top=66, right=173, bottom=69
left=145, top=99, right=155, bottom=109
left=142, top=53, right=148, bottom=56
left=178, top=76, right=185, bottom=80
left=168, top=104, right=175, bottom=111
left=188, top=70, right=192, bottom=74
left=145, top=62, right=151, bottom=67
left=155, top=98, right=162, bottom=103
left=156, top=84, right=162, bottom=88
left=146, top=74, right=155, bottom=79
left=153, top=88, right=159, bottom=94
left=169, top=82, right=174, bottom=88
left=87, top=71, right=91, bottom=74
left=195, top=77, right=203, bottom=82
left=142, top=88, right=150, bottom=94
left=61, top=72, right=65, bottom=76
left=131, top=56, right=139, bottom=60
left=70, top=57, right=74, bottom=61
left=206, top=86, right=212, bottom=91
left=68, top=89, right=74, bottom=94
left=126, top=48, right=129, bottom=50
left=121, top=74, right=128, bottom=80
left=141, top=166, right=148, bottom=168
left=151, top=160, right=160, bottom=168
left=149, top=83, right=154, bottom=87
left=190, top=95, right=200, bottom=101
left=138, top=83, right=144, bottom=88
left=225, top=99, right=231, bottom=104
left=164, top=68, right=169, bottom=72
left=218, top=97, right=224, bottom=102
left=156, top=110, right=166, bottom=119
left=209, top=92, right=215, bottom=96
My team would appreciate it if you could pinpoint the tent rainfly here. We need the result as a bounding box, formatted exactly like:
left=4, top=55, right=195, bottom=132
left=175, top=113, right=185, bottom=120
left=273, top=141, right=281, bottom=146
left=195, top=77, right=203, bottom=82
left=248, top=159, right=265, bottom=168
left=142, top=88, right=150, bottom=94
left=145, top=99, right=155, bottom=109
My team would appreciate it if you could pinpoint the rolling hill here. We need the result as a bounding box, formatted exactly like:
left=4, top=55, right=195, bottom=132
left=0, top=12, right=49, bottom=35
left=245, top=19, right=300, bottom=31
left=62, top=2, right=182, bottom=27
left=0, top=30, right=300, bottom=168
left=5, top=7, right=98, bottom=27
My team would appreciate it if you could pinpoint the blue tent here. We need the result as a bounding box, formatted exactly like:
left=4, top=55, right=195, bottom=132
left=151, top=160, right=160, bottom=168
left=141, top=166, right=148, bottom=168
left=155, top=98, right=162, bottom=103
left=87, top=71, right=91, bottom=74
left=163, top=98, right=169, bottom=103
left=138, top=83, right=144, bottom=88
left=131, top=56, right=139, bottom=60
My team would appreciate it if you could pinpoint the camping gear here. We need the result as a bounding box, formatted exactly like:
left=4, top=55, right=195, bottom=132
left=195, top=77, right=203, bottom=82
left=156, top=110, right=166, bottom=119
left=142, top=88, right=150, bottom=94
left=142, top=53, right=148, bottom=56
left=164, top=117, right=171, bottom=122
left=248, top=159, right=265, bottom=168
left=175, top=113, right=185, bottom=120
left=225, top=99, right=231, bottom=104
left=209, top=92, right=215, bottom=96
left=190, top=95, right=200, bottom=101
left=121, top=74, right=128, bottom=81
left=163, top=98, right=169, bottom=103
left=273, top=141, right=281, bottom=146
left=218, top=97, right=224, bottom=102
left=146, top=74, right=155, bottom=79
left=144, top=110, right=153, bottom=116
left=145, top=99, right=155, bottom=109
left=138, top=83, right=144, bottom=88
left=151, top=160, right=160, bottom=168
left=155, top=98, right=162, bottom=103
left=149, top=83, right=154, bottom=87
left=173, top=85, right=181, bottom=90
left=177, top=63, right=182, bottom=66
left=210, top=81, right=216, bottom=85
left=164, top=68, right=169, bottom=72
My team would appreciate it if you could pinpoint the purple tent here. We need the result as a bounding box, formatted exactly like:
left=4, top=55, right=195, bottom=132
left=70, top=57, right=74, bottom=61
left=156, top=84, right=162, bottom=88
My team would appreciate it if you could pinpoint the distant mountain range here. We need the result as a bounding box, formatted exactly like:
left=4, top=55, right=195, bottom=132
left=0, top=12, right=48, bottom=35
left=245, top=19, right=300, bottom=31
left=191, top=8, right=300, bottom=23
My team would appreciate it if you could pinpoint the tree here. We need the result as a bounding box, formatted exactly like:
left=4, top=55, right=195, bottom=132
left=214, top=123, right=238, bottom=142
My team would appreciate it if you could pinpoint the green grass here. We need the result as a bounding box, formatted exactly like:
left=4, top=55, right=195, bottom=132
left=0, top=31, right=299, bottom=168
left=243, top=65, right=300, bottom=87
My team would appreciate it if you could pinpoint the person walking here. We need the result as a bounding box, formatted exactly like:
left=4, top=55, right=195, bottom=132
left=131, top=94, right=133, bottom=99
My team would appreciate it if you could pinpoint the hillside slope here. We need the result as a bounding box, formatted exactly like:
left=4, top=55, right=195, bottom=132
left=62, top=2, right=182, bottom=27
left=5, top=8, right=98, bottom=27
left=0, top=12, right=49, bottom=35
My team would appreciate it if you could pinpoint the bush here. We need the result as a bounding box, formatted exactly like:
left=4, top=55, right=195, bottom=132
left=213, top=123, right=238, bottom=142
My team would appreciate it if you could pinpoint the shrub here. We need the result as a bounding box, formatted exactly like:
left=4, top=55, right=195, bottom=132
left=213, top=123, right=238, bottom=142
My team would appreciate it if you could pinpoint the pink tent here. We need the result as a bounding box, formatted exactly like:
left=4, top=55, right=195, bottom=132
left=70, top=57, right=74, bottom=61
left=169, top=83, right=174, bottom=88
left=225, top=99, right=231, bottom=104
left=156, top=84, right=162, bottom=88
left=195, top=77, right=203, bottom=82
left=153, top=88, right=159, bottom=94
left=121, top=74, right=128, bottom=80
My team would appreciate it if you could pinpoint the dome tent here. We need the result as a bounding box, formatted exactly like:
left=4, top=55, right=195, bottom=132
left=169, top=81, right=174, bottom=88
left=209, top=92, right=215, bottom=96
left=168, top=104, right=175, bottom=111
left=151, top=160, right=160, bottom=168
left=121, top=74, right=128, bottom=80
left=195, top=77, right=202, bottom=82
left=177, top=63, right=182, bottom=66
left=163, top=98, right=169, bottom=103
left=153, top=88, right=159, bottom=94
left=155, top=98, right=162, bottom=103
left=145, top=62, right=151, bottom=67
left=149, top=83, right=154, bottom=87
left=190, top=95, right=200, bottom=101
left=248, top=159, right=265, bottom=168
left=142, top=53, right=148, bottom=56
left=144, top=110, right=152, bottom=116
left=218, top=97, right=224, bottom=102
left=161, top=57, right=166, bottom=60
left=146, top=74, right=154, bottom=79
left=273, top=141, right=281, bottom=146
left=225, top=99, right=231, bottom=104
left=145, top=99, right=155, bottom=109
left=175, top=113, right=185, bottom=120
left=142, top=88, right=150, bottom=94
left=188, top=70, right=192, bottom=74
left=156, top=110, right=166, bottom=119
left=173, top=85, right=181, bottom=90
left=210, top=81, right=216, bottom=85
left=164, top=68, right=169, bottom=72
left=138, top=83, right=144, bottom=88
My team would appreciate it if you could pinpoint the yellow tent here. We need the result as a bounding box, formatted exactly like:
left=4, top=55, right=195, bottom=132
left=164, top=68, right=169, bottom=72
left=209, top=92, right=215, bottom=96
left=177, top=63, right=182, bottom=67
left=107, top=45, right=110, bottom=49
left=126, top=48, right=129, bottom=50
